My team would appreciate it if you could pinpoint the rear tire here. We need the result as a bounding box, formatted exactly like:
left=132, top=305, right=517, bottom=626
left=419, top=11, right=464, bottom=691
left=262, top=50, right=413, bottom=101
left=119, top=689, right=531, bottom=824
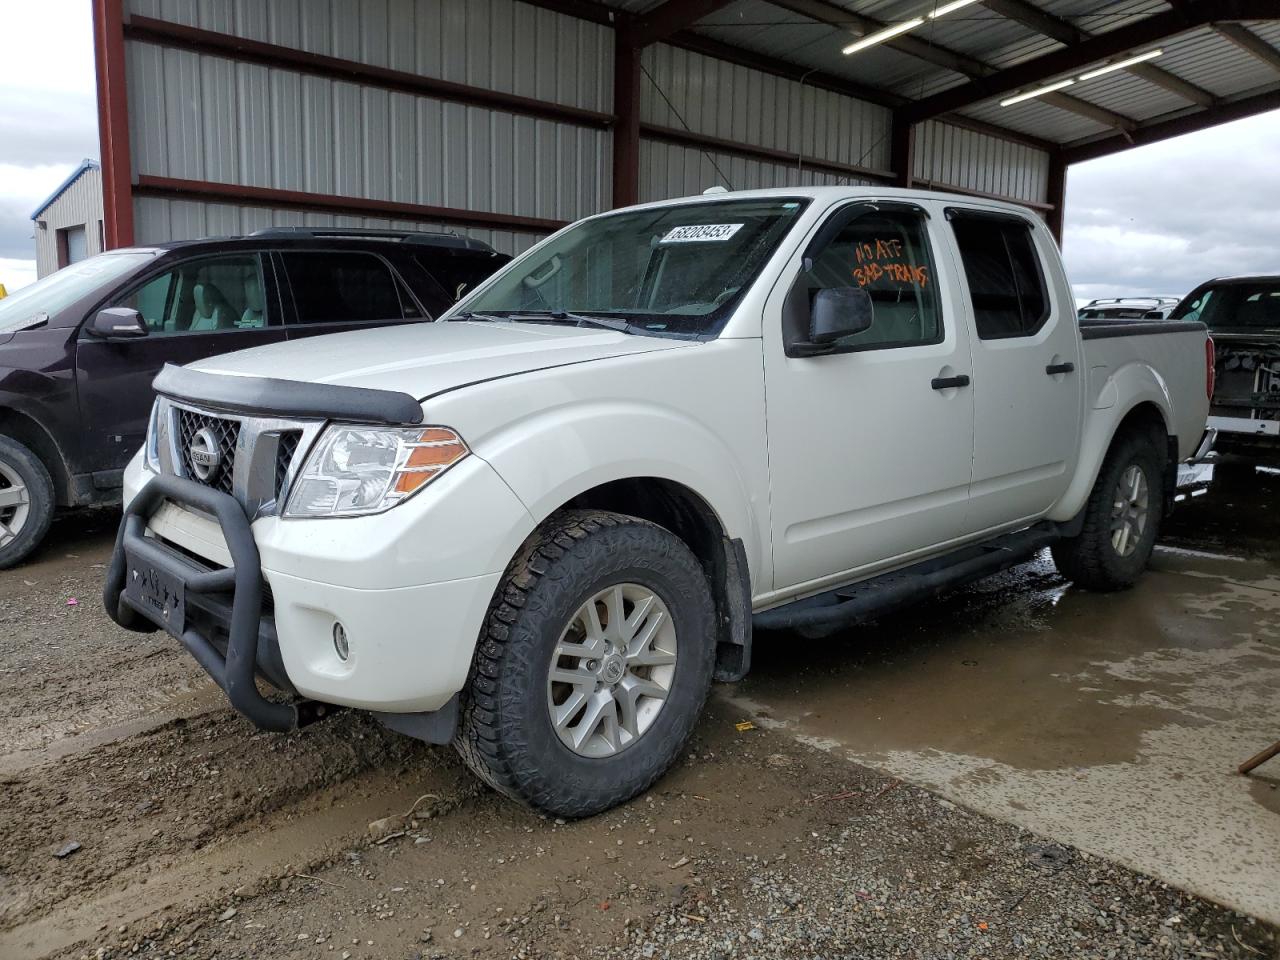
left=1051, top=427, right=1165, bottom=591
left=454, top=509, right=716, bottom=818
left=0, top=435, right=55, bottom=570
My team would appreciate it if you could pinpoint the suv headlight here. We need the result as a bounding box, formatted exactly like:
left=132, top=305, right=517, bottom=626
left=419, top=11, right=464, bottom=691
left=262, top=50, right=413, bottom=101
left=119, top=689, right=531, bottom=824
left=284, top=426, right=468, bottom=518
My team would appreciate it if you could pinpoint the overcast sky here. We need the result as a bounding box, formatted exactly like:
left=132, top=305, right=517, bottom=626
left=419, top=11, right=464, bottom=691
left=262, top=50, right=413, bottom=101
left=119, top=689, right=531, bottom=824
left=0, top=1, right=1275, bottom=303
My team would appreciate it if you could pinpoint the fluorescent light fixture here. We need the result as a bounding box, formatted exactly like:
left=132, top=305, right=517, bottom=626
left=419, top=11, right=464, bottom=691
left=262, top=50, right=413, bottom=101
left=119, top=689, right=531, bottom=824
left=842, top=17, right=924, bottom=55
left=1078, top=48, right=1164, bottom=81
left=1000, top=77, right=1076, bottom=107
left=928, top=0, right=981, bottom=17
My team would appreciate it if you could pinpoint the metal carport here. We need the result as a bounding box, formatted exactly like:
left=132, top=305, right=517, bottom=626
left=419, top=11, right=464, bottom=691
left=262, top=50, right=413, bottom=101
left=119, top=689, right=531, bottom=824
left=92, top=0, right=1280, bottom=256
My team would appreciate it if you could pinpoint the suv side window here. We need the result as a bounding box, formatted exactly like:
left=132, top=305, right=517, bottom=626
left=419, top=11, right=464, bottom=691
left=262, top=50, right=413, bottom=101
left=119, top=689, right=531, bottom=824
left=786, top=204, right=941, bottom=352
left=949, top=212, right=1049, bottom=339
left=116, top=254, right=271, bottom=335
left=279, top=251, right=421, bottom=325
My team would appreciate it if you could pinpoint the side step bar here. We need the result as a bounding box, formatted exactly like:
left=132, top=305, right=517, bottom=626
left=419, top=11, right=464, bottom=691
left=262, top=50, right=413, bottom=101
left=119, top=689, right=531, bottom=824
left=753, top=522, right=1067, bottom=635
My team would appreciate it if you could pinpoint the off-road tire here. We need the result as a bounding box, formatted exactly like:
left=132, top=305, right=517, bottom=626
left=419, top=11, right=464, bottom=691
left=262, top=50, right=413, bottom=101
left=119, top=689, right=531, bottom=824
left=454, top=509, right=716, bottom=818
left=1051, top=427, right=1165, bottom=591
left=0, top=434, right=54, bottom=570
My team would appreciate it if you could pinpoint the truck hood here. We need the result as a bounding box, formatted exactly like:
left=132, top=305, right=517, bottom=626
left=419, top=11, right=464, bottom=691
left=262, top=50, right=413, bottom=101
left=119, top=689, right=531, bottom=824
left=190, top=320, right=695, bottom=399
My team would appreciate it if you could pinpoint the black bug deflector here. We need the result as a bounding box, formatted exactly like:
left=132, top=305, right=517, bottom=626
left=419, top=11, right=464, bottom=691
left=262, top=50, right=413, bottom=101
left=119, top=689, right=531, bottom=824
left=103, top=472, right=325, bottom=732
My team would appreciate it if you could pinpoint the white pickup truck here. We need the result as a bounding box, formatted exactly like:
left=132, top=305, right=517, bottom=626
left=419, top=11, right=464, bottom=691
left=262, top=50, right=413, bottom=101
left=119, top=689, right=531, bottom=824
left=105, top=187, right=1211, bottom=817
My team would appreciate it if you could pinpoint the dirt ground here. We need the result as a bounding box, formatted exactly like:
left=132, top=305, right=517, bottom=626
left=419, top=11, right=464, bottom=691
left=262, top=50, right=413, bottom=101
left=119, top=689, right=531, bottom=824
left=1, top=477, right=1278, bottom=960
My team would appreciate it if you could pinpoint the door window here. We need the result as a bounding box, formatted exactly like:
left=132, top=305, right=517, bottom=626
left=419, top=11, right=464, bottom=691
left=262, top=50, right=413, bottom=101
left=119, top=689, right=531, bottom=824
left=787, top=204, right=941, bottom=352
left=279, top=251, right=420, bottom=325
left=115, top=254, right=271, bottom=336
left=949, top=213, right=1049, bottom=339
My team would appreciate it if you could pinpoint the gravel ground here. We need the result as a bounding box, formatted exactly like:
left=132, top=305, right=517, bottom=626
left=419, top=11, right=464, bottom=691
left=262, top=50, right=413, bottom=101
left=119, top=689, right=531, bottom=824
left=46, top=704, right=1276, bottom=960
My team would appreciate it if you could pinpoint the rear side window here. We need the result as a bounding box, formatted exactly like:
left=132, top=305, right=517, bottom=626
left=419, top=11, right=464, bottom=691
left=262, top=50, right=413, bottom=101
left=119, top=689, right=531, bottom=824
left=279, top=251, right=419, bottom=325
left=949, top=213, right=1050, bottom=339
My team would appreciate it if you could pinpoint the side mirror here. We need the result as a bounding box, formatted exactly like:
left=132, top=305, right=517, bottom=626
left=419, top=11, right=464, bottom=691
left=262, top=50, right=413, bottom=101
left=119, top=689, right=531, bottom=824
left=792, top=287, right=873, bottom=355
left=89, top=307, right=148, bottom=339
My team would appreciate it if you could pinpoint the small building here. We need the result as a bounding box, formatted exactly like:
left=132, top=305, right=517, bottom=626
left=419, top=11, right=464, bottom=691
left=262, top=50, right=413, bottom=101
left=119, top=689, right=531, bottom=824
left=31, top=159, right=105, bottom=278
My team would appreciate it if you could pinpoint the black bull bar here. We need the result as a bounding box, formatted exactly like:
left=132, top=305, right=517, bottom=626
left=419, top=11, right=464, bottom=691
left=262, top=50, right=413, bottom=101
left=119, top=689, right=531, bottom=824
left=103, top=473, right=327, bottom=732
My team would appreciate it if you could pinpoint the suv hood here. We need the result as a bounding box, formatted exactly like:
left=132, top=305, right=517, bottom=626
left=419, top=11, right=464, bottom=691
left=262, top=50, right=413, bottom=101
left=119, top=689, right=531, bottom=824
left=191, top=320, right=694, bottom=400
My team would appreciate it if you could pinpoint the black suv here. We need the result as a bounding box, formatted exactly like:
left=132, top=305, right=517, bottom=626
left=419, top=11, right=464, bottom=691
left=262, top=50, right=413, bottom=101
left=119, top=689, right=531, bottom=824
left=0, top=228, right=510, bottom=566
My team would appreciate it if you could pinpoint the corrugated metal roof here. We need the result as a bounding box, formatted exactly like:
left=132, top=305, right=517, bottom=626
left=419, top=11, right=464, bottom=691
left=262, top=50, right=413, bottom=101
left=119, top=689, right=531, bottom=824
left=591, top=0, right=1280, bottom=149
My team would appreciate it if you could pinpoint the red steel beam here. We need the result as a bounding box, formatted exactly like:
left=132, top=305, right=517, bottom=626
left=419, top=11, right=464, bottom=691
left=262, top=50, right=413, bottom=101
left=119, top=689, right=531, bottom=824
left=1062, top=86, right=1280, bottom=164
left=627, top=0, right=736, bottom=48
left=640, top=123, right=896, bottom=183
left=133, top=176, right=568, bottom=235
left=92, top=0, right=135, bottom=248
left=1044, top=151, right=1067, bottom=243
left=613, top=38, right=643, bottom=208
left=124, top=16, right=615, bottom=130
left=902, top=0, right=1279, bottom=123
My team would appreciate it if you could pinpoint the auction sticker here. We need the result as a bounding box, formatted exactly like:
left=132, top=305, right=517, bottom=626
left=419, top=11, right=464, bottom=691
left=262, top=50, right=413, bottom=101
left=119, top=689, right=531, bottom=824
left=659, top=223, right=744, bottom=243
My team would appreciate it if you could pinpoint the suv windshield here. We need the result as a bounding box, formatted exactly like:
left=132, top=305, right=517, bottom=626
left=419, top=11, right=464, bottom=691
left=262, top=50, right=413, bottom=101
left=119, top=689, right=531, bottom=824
left=457, top=198, right=809, bottom=337
left=0, top=252, right=155, bottom=335
left=1170, top=281, right=1280, bottom=332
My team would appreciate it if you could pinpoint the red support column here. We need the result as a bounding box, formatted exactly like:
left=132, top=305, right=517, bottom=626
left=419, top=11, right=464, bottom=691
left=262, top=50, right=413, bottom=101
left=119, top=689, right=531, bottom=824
left=1046, top=151, right=1067, bottom=246
left=612, top=33, right=642, bottom=209
left=93, top=0, right=135, bottom=248
left=890, top=113, right=915, bottom=188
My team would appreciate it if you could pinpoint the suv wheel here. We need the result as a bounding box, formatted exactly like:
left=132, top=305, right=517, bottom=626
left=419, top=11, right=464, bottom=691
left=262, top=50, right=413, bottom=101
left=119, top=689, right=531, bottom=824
left=454, top=510, right=716, bottom=818
left=1051, top=427, right=1165, bottom=591
left=0, top=435, right=55, bottom=569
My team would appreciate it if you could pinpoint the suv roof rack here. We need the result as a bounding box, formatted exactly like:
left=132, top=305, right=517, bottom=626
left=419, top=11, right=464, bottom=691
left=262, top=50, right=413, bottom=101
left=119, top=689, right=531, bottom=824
left=248, top=227, right=498, bottom=253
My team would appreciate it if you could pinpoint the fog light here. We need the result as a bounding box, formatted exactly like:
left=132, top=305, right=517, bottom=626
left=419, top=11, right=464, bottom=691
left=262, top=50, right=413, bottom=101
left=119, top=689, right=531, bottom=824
left=332, top=622, right=349, bottom=661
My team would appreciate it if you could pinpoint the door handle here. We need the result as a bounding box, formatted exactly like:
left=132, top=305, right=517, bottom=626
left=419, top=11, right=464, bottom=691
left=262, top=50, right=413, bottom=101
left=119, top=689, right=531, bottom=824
left=1045, top=362, right=1075, bottom=375
left=931, top=374, right=971, bottom=390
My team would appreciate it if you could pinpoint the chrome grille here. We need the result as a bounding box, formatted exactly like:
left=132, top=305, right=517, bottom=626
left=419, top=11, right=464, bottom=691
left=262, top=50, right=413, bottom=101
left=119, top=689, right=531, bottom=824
left=177, top=410, right=239, bottom=495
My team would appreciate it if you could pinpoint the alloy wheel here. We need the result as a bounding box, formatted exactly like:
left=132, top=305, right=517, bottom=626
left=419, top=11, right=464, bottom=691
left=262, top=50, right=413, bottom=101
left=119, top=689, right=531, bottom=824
left=546, top=583, right=678, bottom=759
left=1110, top=463, right=1149, bottom=558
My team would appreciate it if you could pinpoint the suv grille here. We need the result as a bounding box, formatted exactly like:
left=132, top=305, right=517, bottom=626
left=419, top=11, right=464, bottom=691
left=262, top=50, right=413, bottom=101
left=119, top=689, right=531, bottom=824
left=275, top=431, right=301, bottom=500
left=177, top=410, right=240, bottom=495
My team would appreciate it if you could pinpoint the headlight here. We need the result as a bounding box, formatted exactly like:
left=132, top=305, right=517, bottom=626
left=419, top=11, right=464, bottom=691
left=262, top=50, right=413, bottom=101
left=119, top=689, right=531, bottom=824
left=144, top=401, right=162, bottom=472
left=284, top=425, right=468, bottom=518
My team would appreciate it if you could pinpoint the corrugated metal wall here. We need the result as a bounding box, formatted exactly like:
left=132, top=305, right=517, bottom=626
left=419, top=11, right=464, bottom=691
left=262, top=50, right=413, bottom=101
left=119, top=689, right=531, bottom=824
left=119, top=0, right=1049, bottom=255
left=123, top=0, right=614, bottom=255
left=639, top=42, right=892, bottom=202
left=34, top=167, right=105, bottom=278
left=913, top=120, right=1049, bottom=205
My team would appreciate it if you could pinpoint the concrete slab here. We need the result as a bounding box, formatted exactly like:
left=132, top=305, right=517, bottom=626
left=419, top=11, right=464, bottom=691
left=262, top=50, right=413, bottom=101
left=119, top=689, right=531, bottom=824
left=730, top=464, right=1280, bottom=925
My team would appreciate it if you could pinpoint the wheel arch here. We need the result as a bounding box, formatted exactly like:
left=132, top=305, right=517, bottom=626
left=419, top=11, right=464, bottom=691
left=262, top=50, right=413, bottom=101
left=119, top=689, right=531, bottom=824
left=544, top=476, right=753, bottom=682
left=0, top=406, right=72, bottom=505
left=1050, top=397, right=1172, bottom=524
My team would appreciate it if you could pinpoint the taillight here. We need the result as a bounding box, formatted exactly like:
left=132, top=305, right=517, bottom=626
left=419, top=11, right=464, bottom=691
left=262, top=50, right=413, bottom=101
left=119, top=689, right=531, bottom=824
left=1205, top=337, right=1215, bottom=401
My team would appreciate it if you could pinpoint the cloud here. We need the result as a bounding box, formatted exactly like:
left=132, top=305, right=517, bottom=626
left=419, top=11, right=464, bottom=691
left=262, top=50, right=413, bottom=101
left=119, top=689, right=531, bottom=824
left=1063, top=109, right=1280, bottom=302
left=0, top=259, right=38, bottom=294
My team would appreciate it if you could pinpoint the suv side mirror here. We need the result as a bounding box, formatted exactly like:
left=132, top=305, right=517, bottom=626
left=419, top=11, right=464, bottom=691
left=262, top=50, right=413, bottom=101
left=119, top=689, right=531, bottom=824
left=89, top=307, right=149, bottom=339
left=792, top=287, right=873, bottom=356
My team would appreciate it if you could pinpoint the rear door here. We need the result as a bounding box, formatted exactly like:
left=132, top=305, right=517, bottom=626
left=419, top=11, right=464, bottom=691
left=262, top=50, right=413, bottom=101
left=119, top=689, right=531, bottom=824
left=275, top=250, right=429, bottom=339
left=763, top=200, right=976, bottom=592
left=945, top=208, right=1082, bottom=533
left=74, top=252, right=287, bottom=474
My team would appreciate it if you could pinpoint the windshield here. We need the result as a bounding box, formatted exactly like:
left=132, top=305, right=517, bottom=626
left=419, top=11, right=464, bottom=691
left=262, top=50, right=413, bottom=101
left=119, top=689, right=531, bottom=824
left=1170, top=281, right=1280, bottom=331
left=0, top=252, right=154, bottom=335
left=457, top=198, right=809, bottom=337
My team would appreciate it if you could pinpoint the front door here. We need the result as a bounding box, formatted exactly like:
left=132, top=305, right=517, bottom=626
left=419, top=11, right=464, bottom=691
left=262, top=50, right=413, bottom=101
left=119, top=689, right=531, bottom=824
left=74, top=252, right=288, bottom=474
left=764, top=201, right=976, bottom=592
left=945, top=209, right=1083, bottom=533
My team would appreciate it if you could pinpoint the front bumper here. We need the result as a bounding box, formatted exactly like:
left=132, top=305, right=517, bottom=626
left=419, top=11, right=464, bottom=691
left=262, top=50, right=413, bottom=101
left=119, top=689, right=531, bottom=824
left=107, top=454, right=530, bottom=731
left=104, top=473, right=309, bottom=731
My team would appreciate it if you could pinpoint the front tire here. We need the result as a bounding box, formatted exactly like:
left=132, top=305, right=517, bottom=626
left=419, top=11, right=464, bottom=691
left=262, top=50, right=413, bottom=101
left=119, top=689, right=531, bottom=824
left=0, top=435, right=55, bottom=570
left=1051, top=427, right=1165, bottom=591
left=454, top=510, right=716, bottom=818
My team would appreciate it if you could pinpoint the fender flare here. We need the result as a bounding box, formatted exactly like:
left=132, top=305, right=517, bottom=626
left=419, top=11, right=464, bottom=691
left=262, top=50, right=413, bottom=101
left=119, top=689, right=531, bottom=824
left=1049, top=361, right=1173, bottom=523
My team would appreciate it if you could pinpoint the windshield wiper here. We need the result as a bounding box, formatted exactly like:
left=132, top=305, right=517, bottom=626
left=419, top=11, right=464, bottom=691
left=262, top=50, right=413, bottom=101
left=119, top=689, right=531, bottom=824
left=447, top=311, right=508, bottom=323
left=501, top=310, right=640, bottom=335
